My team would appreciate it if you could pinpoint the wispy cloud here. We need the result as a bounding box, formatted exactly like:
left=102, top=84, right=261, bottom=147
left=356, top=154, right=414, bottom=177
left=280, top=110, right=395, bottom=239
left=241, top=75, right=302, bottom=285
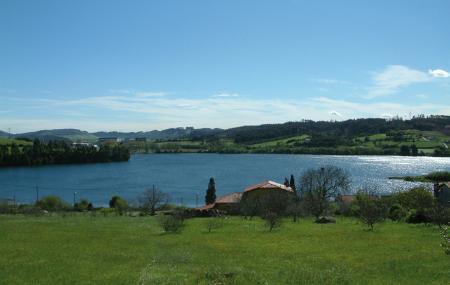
left=429, top=69, right=450, bottom=78
left=329, top=110, right=342, bottom=117
left=212, top=92, right=239, bottom=98
left=366, top=65, right=430, bottom=99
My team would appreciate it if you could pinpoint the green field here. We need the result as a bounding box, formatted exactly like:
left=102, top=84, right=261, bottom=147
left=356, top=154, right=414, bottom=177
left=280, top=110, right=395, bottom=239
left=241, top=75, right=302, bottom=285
left=0, top=138, right=32, bottom=146
left=0, top=215, right=448, bottom=285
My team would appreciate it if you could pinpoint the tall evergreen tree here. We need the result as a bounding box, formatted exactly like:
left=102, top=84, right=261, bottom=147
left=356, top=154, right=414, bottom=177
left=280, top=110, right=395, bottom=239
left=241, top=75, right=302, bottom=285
left=289, top=174, right=296, bottom=193
left=205, top=177, right=216, bottom=205
left=284, top=177, right=289, bottom=187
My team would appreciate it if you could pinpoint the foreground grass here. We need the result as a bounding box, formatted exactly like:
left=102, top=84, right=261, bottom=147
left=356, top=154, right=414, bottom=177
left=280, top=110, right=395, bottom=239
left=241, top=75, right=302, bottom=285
left=0, top=216, right=449, bottom=285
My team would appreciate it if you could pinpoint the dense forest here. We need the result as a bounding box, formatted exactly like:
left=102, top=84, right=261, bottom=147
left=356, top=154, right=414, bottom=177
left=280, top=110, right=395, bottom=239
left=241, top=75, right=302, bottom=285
left=0, top=139, right=130, bottom=167
left=205, top=115, right=450, bottom=144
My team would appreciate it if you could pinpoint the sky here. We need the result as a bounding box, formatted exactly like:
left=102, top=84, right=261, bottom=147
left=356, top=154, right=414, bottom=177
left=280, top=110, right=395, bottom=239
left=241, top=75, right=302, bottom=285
left=0, top=0, right=449, bottom=133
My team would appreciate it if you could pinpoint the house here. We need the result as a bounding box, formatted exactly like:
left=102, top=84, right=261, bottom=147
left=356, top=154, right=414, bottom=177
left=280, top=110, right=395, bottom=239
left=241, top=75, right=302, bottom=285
left=197, top=192, right=243, bottom=214
left=196, top=180, right=294, bottom=215
left=242, top=180, right=294, bottom=202
left=336, top=194, right=357, bottom=205
left=434, top=182, right=450, bottom=207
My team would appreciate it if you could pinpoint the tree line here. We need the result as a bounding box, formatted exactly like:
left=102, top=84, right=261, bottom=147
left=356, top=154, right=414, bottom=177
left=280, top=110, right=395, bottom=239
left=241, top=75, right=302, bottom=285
left=0, top=139, right=130, bottom=167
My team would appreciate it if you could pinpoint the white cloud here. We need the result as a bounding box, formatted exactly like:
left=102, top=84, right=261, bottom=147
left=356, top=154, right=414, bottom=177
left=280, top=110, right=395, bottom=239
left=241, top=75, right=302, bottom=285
left=212, top=93, right=239, bottom=98
left=2, top=92, right=450, bottom=132
left=329, top=110, right=342, bottom=117
left=429, top=69, right=450, bottom=78
left=366, top=65, right=430, bottom=99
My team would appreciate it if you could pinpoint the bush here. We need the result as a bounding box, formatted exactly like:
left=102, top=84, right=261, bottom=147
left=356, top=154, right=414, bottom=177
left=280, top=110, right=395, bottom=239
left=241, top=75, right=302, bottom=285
left=36, top=196, right=70, bottom=211
left=406, top=209, right=433, bottom=224
left=158, top=214, right=184, bottom=233
left=388, top=204, right=408, bottom=221
left=262, top=211, right=282, bottom=231
left=74, top=199, right=92, bottom=211
left=392, top=187, right=434, bottom=212
left=109, top=196, right=128, bottom=215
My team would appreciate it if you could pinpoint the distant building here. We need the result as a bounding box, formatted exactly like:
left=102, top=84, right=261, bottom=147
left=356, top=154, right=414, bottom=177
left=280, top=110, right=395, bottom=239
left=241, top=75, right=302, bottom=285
left=434, top=182, right=450, bottom=207
left=72, top=142, right=99, bottom=151
left=197, top=180, right=294, bottom=215
left=197, top=192, right=242, bottom=214
left=241, top=180, right=294, bottom=201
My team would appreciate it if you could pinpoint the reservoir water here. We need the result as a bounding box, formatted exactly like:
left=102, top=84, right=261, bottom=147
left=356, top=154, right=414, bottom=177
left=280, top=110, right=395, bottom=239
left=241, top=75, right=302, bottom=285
left=1, top=154, right=450, bottom=207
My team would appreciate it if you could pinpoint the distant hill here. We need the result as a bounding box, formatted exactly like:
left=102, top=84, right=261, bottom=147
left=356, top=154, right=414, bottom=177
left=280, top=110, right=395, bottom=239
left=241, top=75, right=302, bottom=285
left=6, top=127, right=223, bottom=142
left=201, top=116, right=450, bottom=144
left=0, top=130, right=10, bottom=138
left=14, top=129, right=95, bottom=143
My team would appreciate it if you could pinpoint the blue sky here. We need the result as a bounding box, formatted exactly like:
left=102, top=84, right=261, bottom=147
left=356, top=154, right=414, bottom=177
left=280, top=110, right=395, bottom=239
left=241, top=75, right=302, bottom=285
left=1, top=0, right=449, bottom=132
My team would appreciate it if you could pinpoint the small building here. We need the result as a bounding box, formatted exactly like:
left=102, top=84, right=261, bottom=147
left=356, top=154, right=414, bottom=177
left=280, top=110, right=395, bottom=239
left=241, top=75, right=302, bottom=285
left=242, top=180, right=294, bottom=201
left=197, top=192, right=243, bottom=214
left=196, top=180, right=294, bottom=215
left=336, top=194, right=357, bottom=205
left=434, top=182, right=450, bottom=207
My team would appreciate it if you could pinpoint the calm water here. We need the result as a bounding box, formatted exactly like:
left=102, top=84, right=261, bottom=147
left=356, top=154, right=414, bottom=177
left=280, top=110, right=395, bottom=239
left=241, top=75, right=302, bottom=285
left=1, top=154, right=450, bottom=207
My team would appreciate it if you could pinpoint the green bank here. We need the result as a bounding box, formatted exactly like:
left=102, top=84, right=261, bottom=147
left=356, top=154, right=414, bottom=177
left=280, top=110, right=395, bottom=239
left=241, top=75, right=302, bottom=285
left=0, top=215, right=448, bottom=285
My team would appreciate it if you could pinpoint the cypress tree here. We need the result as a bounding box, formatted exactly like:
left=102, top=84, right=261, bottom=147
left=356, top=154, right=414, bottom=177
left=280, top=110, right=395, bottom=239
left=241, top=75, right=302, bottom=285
left=290, top=174, right=296, bottom=193
left=205, top=177, right=216, bottom=205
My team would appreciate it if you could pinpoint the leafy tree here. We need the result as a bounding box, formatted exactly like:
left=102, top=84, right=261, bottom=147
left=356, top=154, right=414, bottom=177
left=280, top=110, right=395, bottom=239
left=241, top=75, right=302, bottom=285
left=75, top=199, right=92, bottom=211
left=109, top=195, right=128, bottom=214
left=138, top=185, right=169, bottom=215
left=355, top=189, right=387, bottom=230
left=300, top=166, right=350, bottom=219
left=205, top=177, right=216, bottom=205
left=36, top=195, right=70, bottom=211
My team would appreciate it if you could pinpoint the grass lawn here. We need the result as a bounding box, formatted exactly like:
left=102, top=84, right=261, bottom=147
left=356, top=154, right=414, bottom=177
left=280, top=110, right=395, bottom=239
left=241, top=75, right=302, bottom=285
left=0, top=215, right=449, bottom=285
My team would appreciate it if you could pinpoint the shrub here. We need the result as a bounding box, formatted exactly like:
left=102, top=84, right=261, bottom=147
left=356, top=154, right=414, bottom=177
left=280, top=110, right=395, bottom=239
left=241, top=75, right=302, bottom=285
left=262, top=211, right=282, bottom=231
left=392, top=187, right=434, bottom=212
left=406, top=209, right=433, bottom=224
left=36, top=196, right=70, bottom=211
left=158, top=214, right=184, bottom=233
left=109, top=196, right=128, bottom=215
left=74, top=199, right=92, bottom=211
left=430, top=203, right=450, bottom=228
left=388, top=204, right=408, bottom=221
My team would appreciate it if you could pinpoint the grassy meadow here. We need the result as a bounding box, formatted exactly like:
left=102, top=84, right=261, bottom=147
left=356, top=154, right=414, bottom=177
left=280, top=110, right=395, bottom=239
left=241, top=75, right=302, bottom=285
left=1, top=215, right=449, bottom=285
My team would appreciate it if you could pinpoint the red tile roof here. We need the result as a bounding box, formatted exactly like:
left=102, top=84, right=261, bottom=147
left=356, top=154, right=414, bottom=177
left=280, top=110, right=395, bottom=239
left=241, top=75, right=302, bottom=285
left=216, top=192, right=243, bottom=204
left=196, top=192, right=242, bottom=210
left=244, top=180, right=293, bottom=193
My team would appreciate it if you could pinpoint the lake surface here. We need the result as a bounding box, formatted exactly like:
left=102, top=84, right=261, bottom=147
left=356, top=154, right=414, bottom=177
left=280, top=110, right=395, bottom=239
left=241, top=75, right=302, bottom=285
left=1, top=154, right=450, bottom=207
